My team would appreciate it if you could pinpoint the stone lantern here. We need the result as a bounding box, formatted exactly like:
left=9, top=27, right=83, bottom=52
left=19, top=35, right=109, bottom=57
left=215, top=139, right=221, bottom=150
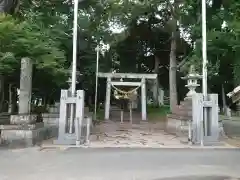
left=181, top=65, right=202, bottom=100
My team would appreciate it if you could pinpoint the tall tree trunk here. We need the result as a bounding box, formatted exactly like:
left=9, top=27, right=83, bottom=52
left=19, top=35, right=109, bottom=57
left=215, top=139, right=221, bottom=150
left=169, top=30, right=178, bottom=112
left=0, top=0, right=19, bottom=14
left=12, top=87, right=17, bottom=113
left=153, top=55, right=160, bottom=107
left=8, top=83, right=12, bottom=113
left=221, top=84, right=227, bottom=115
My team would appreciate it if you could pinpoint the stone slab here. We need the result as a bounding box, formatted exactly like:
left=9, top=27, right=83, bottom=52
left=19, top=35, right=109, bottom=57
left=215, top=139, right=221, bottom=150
left=0, top=112, right=10, bottom=125
left=54, top=123, right=90, bottom=145
left=0, top=122, right=44, bottom=130
left=0, top=125, right=58, bottom=148
left=10, top=114, right=37, bottom=125
left=42, top=113, right=59, bottom=118
left=53, top=137, right=77, bottom=145
left=42, top=113, right=59, bottom=126
left=166, top=117, right=189, bottom=136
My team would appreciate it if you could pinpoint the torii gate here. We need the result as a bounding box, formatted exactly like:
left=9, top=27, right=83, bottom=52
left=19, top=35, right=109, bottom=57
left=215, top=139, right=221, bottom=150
left=98, top=72, right=157, bottom=121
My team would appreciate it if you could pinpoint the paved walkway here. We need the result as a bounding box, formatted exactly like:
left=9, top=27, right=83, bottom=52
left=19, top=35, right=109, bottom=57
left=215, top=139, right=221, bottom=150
left=89, top=128, right=185, bottom=148
left=88, top=121, right=234, bottom=148
left=42, top=120, right=235, bottom=149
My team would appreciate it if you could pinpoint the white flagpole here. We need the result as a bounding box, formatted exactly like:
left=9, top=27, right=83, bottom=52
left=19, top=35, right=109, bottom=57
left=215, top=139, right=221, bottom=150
left=69, top=0, right=79, bottom=134
left=201, top=0, right=207, bottom=146
left=71, top=0, right=79, bottom=97
left=94, top=45, right=100, bottom=120
left=202, top=0, right=207, bottom=98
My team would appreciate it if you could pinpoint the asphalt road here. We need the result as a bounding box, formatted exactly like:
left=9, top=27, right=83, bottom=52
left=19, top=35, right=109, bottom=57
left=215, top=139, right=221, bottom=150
left=0, top=148, right=239, bottom=180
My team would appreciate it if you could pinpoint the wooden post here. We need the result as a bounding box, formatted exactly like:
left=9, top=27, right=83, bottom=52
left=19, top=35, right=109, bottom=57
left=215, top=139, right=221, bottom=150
left=129, top=102, right=132, bottom=124
left=141, top=78, right=147, bottom=120
left=105, top=77, right=111, bottom=120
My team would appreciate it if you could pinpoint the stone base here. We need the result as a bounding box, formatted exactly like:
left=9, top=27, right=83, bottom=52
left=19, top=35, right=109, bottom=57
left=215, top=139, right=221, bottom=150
left=0, top=125, right=58, bottom=148
left=166, top=115, right=225, bottom=143
left=10, top=114, right=37, bottom=125
left=166, top=114, right=189, bottom=136
left=53, top=134, right=77, bottom=145
left=42, top=113, right=59, bottom=126
left=54, top=117, right=92, bottom=145
left=0, top=112, right=10, bottom=125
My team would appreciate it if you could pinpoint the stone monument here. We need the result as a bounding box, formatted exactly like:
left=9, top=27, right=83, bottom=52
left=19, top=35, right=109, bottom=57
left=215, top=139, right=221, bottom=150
left=11, top=57, right=36, bottom=124
left=0, top=58, right=47, bottom=147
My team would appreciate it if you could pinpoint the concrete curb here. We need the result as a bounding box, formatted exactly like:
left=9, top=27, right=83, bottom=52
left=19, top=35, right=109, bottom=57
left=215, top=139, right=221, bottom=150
left=39, top=143, right=239, bottom=150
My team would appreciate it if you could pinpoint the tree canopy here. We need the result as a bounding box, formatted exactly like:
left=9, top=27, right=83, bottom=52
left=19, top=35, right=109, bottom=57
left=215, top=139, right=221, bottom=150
left=0, top=0, right=239, bottom=112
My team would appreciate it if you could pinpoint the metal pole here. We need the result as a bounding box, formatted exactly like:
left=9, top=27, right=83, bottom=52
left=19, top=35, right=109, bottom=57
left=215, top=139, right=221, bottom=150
left=71, top=0, right=79, bottom=97
left=202, top=0, right=207, bottom=141
left=202, top=0, right=207, bottom=97
left=69, top=0, right=79, bottom=134
left=94, top=45, right=100, bottom=120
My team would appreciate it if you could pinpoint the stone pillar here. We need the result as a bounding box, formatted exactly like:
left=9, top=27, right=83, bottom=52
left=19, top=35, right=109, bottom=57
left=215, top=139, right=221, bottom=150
left=131, top=91, right=138, bottom=109
left=19, top=57, right=33, bottom=114
left=158, top=88, right=164, bottom=106
left=10, top=57, right=36, bottom=125
left=141, top=78, right=147, bottom=120
left=105, top=77, right=111, bottom=120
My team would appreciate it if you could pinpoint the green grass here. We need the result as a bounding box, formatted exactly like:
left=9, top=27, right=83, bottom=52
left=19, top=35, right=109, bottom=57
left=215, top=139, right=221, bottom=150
left=147, top=105, right=170, bottom=121
left=94, top=105, right=171, bottom=122
left=220, top=115, right=240, bottom=121
left=96, top=108, right=105, bottom=120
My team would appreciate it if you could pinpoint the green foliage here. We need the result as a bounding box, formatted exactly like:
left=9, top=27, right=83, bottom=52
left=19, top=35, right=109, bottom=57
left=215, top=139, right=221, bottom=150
left=0, top=12, right=67, bottom=79
left=147, top=105, right=170, bottom=121
left=0, top=52, right=17, bottom=74
left=1, top=0, right=240, bottom=106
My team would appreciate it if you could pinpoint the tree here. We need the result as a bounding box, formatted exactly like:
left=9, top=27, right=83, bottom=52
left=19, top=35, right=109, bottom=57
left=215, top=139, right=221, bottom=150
left=0, top=0, right=19, bottom=14
left=0, top=12, right=68, bottom=111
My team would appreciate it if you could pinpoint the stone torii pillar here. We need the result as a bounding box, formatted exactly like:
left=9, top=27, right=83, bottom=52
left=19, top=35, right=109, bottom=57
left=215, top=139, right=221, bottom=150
left=105, top=77, right=111, bottom=120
